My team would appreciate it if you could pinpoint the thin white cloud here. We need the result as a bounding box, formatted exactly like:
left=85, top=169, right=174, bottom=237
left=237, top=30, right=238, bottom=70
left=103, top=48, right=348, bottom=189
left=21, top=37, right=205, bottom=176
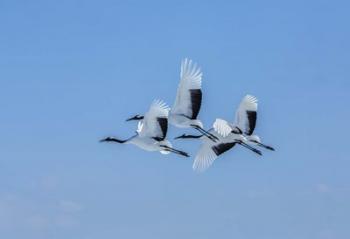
left=0, top=193, right=83, bottom=236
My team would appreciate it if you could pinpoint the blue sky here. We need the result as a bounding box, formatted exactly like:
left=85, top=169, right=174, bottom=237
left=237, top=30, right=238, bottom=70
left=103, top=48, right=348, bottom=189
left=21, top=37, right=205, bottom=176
left=1, top=0, right=350, bottom=238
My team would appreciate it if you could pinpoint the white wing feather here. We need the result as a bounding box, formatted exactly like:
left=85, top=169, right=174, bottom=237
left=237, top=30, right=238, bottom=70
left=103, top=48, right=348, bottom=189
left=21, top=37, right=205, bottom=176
left=213, top=118, right=233, bottom=137
left=138, top=100, right=170, bottom=138
left=235, top=95, right=258, bottom=132
left=192, top=143, right=217, bottom=173
left=136, top=121, right=144, bottom=134
left=171, top=58, right=202, bottom=115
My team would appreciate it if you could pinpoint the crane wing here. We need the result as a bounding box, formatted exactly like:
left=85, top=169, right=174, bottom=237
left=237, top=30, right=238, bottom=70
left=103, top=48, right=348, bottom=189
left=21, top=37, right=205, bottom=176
left=234, top=95, right=258, bottom=136
left=138, top=100, right=170, bottom=140
left=171, top=58, right=202, bottom=120
left=213, top=118, right=232, bottom=137
left=193, top=144, right=218, bottom=172
left=193, top=140, right=237, bottom=172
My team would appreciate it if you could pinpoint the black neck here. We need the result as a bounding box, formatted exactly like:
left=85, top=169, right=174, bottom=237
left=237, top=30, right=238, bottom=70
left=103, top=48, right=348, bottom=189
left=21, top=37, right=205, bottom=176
left=175, top=134, right=203, bottom=139
left=100, top=137, right=127, bottom=143
left=126, top=115, right=144, bottom=121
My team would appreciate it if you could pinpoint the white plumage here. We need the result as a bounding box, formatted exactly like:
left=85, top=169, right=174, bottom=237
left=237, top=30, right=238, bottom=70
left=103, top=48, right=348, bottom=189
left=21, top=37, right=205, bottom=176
left=213, top=95, right=274, bottom=151
left=137, top=100, right=169, bottom=139
left=126, top=58, right=218, bottom=142
left=168, top=58, right=218, bottom=141
left=102, top=59, right=274, bottom=171
left=101, top=100, right=189, bottom=157
left=170, top=58, right=202, bottom=123
left=235, top=95, right=258, bottom=136
left=213, top=118, right=233, bottom=138
left=192, top=137, right=218, bottom=172
left=175, top=119, right=261, bottom=172
left=192, top=129, right=244, bottom=172
left=175, top=94, right=276, bottom=172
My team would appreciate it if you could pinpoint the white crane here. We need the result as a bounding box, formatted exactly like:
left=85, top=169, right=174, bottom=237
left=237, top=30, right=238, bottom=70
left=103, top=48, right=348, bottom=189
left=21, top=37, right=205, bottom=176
left=175, top=95, right=274, bottom=172
left=213, top=95, right=274, bottom=151
left=126, top=58, right=218, bottom=142
left=175, top=119, right=262, bottom=172
left=100, top=100, right=189, bottom=157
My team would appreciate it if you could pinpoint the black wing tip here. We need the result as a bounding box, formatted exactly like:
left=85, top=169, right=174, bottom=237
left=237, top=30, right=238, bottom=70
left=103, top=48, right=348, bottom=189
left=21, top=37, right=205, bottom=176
left=189, top=89, right=202, bottom=119
left=157, top=117, right=168, bottom=140
left=152, top=137, right=164, bottom=142
left=245, top=110, right=257, bottom=136
left=212, top=142, right=236, bottom=156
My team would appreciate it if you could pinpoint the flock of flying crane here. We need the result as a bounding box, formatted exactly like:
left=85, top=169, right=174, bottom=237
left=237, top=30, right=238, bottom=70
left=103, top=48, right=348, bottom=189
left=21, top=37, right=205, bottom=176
left=101, top=58, right=274, bottom=172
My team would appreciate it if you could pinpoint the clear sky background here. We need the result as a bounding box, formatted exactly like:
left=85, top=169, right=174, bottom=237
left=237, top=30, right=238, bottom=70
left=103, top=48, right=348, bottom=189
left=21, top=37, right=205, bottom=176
left=1, top=0, right=349, bottom=238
